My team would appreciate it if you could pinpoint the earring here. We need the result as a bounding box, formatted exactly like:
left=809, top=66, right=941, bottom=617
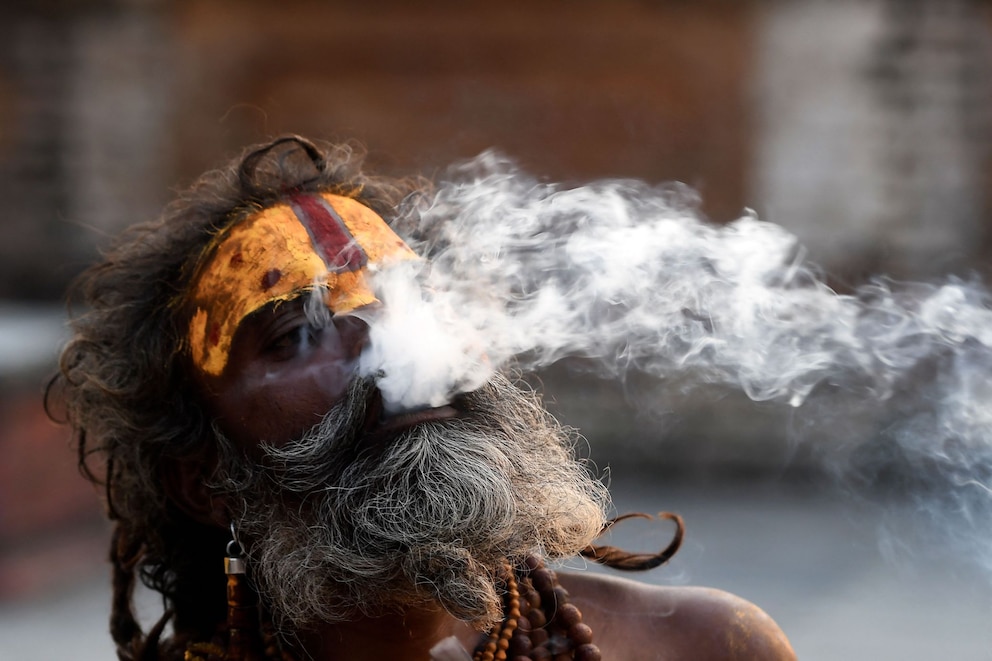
left=225, top=523, right=261, bottom=660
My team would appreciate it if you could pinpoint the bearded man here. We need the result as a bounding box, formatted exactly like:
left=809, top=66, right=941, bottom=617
left=49, top=135, right=796, bottom=661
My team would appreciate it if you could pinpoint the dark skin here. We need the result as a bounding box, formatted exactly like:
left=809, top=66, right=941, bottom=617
left=201, top=298, right=372, bottom=450
left=187, top=298, right=797, bottom=661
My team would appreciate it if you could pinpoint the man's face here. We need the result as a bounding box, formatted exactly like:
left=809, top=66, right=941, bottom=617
left=191, top=195, right=610, bottom=632
left=200, top=296, right=377, bottom=450
left=188, top=192, right=442, bottom=450
left=200, top=295, right=463, bottom=453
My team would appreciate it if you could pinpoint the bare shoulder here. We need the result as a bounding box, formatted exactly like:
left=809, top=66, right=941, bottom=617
left=557, top=570, right=796, bottom=661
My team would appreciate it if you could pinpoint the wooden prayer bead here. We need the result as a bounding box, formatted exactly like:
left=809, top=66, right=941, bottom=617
left=529, top=628, right=549, bottom=647
left=529, top=647, right=551, bottom=661
left=531, top=568, right=555, bottom=594
left=574, top=643, right=602, bottom=661
left=568, top=623, right=594, bottom=645
left=555, top=603, right=582, bottom=628
left=509, top=633, right=533, bottom=656
left=528, top=608, right=547, bottom=629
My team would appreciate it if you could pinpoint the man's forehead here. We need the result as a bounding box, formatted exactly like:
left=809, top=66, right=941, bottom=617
left=286, top=194, right=369, bottom=269
left=186, top=193, right=416, bottom=377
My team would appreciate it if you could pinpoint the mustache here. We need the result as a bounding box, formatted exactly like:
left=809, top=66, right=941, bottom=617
left=251, top=376, right=479, bottom=494
left=252, top=376, right=378, bottom=493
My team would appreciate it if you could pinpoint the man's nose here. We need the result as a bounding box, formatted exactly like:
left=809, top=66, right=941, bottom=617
left=334, top=313, right=371, bottom=360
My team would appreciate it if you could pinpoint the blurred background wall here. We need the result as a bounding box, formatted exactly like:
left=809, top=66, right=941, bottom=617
left=1, top=0, right=991, bottom=634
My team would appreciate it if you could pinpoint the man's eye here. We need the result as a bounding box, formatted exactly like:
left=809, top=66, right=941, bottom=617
left=266, top=323, right=325, bottom=358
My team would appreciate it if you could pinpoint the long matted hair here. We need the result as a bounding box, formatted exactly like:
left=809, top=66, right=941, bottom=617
left=46, top=135, right=426, bottom=660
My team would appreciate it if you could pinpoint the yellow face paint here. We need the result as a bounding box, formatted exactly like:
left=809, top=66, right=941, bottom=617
left=187, top=193, right=416, bottom=377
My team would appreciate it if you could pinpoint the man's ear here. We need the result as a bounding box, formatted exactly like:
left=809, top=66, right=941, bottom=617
left=162, top=447, right=229, bottom=528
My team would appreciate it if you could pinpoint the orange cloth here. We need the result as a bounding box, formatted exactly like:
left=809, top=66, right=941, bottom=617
left=187, top=193, right=416, bottom=376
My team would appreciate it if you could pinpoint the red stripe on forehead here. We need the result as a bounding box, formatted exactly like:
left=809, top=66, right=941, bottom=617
left=288, top=194, right=368, bottom=272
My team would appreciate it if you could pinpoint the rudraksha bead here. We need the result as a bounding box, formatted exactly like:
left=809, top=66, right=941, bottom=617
left=573, top=643, right=602, bottom=661
left=516, top=615, right=532, bottom=634
left=528, top=608, right=547, bottom=629
left=529, top=647, right=551, bottom=661
left=508, top=633, right=533, bottom=656
left=568, top=623, right=594, bottom=645
left=555, top=603, right=582, bottom=628
left=529, top=627, right=549, bottom=647
left=531, top=568, right=555, bottom=594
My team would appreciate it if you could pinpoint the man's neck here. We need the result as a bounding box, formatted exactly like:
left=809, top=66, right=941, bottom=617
left=297, top=606, right=483, bottom=661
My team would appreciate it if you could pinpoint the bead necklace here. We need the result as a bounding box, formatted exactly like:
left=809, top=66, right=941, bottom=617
left=185, top=554, right=599, bottom=661
left=473, top=555, right=601, bottom=661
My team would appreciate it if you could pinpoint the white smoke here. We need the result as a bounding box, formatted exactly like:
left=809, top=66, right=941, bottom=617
left=359, top=151, right=992, bottom=417
left=353, top=151, right=992, bottom=568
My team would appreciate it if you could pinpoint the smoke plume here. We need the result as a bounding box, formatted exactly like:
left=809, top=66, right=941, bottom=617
left=354, top=151, right=992, bottom=569
left=359, top=152, right=989, bottom=411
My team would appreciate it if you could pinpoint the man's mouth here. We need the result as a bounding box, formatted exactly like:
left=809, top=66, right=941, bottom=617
left=360, top=388, right=460, bottom=442
left=377, top=405, right=460, bottom=434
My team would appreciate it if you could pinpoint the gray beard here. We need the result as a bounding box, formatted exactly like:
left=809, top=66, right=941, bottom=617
left=211, top=373, right=610, bottom=632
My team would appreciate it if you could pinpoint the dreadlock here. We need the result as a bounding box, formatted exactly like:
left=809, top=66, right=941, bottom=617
left=45, top=135, right=426, bottom=660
